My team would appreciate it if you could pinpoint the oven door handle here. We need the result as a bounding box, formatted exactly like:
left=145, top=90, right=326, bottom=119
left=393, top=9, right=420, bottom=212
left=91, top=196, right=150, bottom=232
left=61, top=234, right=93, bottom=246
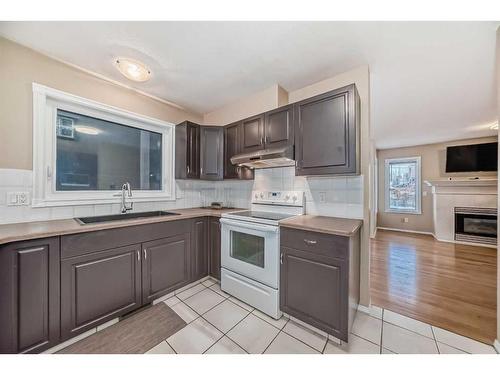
left=220, top=218, right=279, bottom=233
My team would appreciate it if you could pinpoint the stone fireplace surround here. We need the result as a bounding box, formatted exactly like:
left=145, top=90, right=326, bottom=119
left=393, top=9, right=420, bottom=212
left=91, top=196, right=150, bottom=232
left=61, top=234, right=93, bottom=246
left=425, top=179, right=498, bottom=247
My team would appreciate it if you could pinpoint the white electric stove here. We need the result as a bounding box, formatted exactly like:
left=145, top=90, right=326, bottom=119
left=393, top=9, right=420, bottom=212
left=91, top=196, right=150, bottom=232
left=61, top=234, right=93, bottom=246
left=220, top=190, right=305, bottom=319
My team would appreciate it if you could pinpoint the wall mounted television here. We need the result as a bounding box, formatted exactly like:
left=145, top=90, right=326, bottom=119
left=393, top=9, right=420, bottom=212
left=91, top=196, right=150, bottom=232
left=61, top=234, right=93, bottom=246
left=445, top=142, right=498, bottom=173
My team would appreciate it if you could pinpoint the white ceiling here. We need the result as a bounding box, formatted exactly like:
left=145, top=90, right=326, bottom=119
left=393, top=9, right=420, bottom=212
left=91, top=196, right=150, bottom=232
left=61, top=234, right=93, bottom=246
left=0, top=21, right=498, bottom=149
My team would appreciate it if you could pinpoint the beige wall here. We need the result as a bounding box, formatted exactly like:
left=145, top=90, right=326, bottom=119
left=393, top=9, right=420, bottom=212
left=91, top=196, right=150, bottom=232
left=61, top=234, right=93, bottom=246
left=203, top=84, right=288, bottom=125
left=289, top=65, right=372, bottom=306
left=377, top=136, right=498, bottom=233
left=0, top=37, right=202, bottom=170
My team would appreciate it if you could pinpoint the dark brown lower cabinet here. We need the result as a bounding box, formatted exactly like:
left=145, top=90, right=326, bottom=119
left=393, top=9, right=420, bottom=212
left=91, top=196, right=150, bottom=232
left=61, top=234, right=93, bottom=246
left=0, top=237, right=60, bottom=354
left=60, top=244, right=142, bottom=340
left=191, top=218, right=208, bottom=281
left=142, top=234, right=190, bottom=303
left=280, top=227, right=360, bottom=342
left=208, top=217, right=221, bottom=280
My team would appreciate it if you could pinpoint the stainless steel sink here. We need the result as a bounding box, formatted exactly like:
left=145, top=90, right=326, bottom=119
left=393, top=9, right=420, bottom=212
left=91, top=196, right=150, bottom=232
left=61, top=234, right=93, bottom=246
left=75, top=211, right=181, bottom=225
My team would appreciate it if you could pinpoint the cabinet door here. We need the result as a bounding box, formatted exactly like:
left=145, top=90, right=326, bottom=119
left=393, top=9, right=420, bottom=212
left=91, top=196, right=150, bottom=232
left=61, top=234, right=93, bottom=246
left=200, top=126, right=223, bottom=180
left=241, top=114, right=265, bottom=153
left=208, top=217, right=221, bottom=280
left=60, top=244, right=142, bottom=340
left=0, top=238, right=60, bottom=354
left=186, top=122, right=200, bottom=178
left=191, top=218, right=208, bottom=281
left=294, top=85, right=359, bottom=176
left=142, top=233, right=191, bottom=304
left=264, top=105, right=293, bottom=149
left=280, top=247, right=348, bottom=340
left=224, top=122, right=241, bottom=179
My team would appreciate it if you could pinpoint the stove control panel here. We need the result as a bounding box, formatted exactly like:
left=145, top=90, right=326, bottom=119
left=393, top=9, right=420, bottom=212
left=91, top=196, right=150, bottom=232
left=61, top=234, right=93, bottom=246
left=251, top=190, right=304, bottom=206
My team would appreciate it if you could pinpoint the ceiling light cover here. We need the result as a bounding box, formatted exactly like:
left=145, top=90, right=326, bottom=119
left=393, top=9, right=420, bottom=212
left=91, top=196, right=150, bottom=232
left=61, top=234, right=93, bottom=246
left=489, top=122, right=498, bottom=130
left=115, top=57, right=151, bottom=82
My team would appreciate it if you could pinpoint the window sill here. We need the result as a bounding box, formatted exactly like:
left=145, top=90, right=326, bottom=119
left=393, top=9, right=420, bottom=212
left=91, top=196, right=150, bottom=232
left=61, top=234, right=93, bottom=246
left=384, top=209, right=422, bottom=215
left=32, top=196, right=176, bottom=208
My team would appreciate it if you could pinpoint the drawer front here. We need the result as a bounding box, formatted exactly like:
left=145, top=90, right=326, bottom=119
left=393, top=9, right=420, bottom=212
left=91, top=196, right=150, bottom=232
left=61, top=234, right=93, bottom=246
left=280, top=227, right=349, bottom=259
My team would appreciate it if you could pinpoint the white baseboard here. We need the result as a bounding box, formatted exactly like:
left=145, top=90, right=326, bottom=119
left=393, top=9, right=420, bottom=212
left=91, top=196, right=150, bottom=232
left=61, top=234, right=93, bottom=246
left=376, top=226, right=434, bottom=236
left=494, top=339, right=500, bottom=354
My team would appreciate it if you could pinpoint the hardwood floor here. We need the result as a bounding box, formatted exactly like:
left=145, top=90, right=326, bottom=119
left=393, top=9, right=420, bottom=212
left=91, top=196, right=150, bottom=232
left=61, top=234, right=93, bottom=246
left=370, top=229, right=497, bottom=344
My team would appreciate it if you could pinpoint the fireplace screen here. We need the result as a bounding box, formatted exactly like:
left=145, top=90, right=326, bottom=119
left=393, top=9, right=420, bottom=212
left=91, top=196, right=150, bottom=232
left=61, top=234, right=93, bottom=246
left=454, top=207, right=497, bottom=245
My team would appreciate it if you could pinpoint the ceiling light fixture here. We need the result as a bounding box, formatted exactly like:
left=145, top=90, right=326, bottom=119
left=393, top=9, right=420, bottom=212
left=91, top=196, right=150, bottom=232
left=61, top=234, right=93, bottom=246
left=74, top=125, right=100, bottom=135
left=489, top=122, right=499, bottom=130
left=115, top=57, right=151, bottom=82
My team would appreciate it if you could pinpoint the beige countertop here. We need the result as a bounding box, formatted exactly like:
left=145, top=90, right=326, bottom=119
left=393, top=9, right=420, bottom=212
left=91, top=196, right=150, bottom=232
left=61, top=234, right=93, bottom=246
left=0, top=209, right=362, bottom=245
left=279, top=215, right=362, bottom=237
left=0, top=207, right=245, bottom=246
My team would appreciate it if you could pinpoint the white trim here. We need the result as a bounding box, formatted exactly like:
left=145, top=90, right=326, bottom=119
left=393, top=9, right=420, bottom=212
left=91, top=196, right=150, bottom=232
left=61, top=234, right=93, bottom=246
left=494, top=339, right=500, bottom=354
left=384, top=156, right=422, bottom=214
left=32, top=83, right=176, bottom=207
left=376, top=226, right=434, bottom=237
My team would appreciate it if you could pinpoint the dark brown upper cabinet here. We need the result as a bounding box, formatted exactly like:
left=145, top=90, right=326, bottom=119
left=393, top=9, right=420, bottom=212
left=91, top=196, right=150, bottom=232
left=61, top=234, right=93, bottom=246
left=0, top=237, right=60, bottom=354
left=223, top=122, right=254, bottom=180
left=294, top=84, right=360, bottom=176
left=175, top=121, right=200, bottom=179
left=200, top=126, right=224, bottom=180
left=264, top=105, right=293, bottom=149
left=240, top=114, right=265, bottom=153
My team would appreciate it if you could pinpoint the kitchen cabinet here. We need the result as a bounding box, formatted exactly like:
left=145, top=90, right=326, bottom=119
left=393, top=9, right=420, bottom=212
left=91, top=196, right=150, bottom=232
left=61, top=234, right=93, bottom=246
left=223, top=122, right=254, bottom=180
left=175, top=121, right=200, bottom=179
left=60, top=244, right=142, bottom=340
left=200, top=126, right=224, bottom=180
left=240, top=114, right=265, bottom=153
left=264, top=105, right=293, bottom=150
left=280, top=227, right=360, bottom=342
left=0, top=237, right=60, bottom=353
left=294, top=84, right=360, bottom=176
left=142, top=234, right=191, bottom=304
left=208, top=217, right=221, bottom=280
left=191, top=217, right=208, bottom=281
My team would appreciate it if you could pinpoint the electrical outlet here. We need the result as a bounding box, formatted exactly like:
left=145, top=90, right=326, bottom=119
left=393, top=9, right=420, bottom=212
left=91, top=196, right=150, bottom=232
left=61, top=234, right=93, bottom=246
left=402, top=217, right=409, bottom=223
left=7, top=192, right=30, bottom=206
left=319, top=191, right=327, bottom=203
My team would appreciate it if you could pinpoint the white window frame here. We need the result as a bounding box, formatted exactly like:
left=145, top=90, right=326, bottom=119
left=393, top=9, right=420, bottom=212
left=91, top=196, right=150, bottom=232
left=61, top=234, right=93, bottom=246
left=384, top=156, right=421, bottom=214
left=32, top=83, right=176, bottom=207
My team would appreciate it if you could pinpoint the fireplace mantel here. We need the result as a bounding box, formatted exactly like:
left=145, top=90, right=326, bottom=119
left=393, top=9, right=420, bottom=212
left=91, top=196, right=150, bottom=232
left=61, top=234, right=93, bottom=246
left=424, top=178, right=497, bottom=196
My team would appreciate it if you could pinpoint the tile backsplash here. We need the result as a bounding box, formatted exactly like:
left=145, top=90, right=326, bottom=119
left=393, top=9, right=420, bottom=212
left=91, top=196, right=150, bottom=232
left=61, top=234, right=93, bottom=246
left=0, top=167, right=363, bottom=225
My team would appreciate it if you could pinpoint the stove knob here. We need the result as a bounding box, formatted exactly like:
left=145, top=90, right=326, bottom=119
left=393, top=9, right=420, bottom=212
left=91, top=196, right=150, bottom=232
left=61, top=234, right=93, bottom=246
left=285, top=195, right=290, bottom=201
left=260, top=192, right=264, bottom=198
left=254, top=193, right=258, bottom=199
left=292, top=195, right=298, bottom=202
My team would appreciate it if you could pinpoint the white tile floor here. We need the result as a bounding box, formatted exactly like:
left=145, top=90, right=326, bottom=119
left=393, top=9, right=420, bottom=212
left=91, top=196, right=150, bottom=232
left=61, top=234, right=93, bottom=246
left=99, top=278, right=500, bottom=355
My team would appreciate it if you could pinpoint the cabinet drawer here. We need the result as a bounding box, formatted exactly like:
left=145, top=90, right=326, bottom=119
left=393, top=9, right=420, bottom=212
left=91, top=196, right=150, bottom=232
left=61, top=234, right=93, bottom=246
left=280, top=227, right=349, bottom=259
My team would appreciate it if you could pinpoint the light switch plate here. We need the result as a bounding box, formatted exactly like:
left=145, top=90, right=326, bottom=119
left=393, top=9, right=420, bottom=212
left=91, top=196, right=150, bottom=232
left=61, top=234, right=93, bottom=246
left=7, top=191, right=30, bottom=206
left=319, top=191, right=327, bottom=203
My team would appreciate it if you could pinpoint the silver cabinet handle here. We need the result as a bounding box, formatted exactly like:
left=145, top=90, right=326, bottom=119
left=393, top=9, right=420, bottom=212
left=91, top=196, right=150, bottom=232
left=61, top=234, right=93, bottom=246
left=280, top=253, right=283, bottom=265
left=143, top=249, right=147, bottom=260
left=304, top=239, right=317, bottom=245
left=260, top=137, right=264, bottom=145
left=137, top=250, right=140, bottom=261
left=187, top=165, right=190, bottom=174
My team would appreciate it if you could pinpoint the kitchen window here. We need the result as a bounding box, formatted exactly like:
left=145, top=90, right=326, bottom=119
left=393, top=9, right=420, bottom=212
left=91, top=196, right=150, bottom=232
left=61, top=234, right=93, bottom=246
left=384, top=156, right=421, bottom=214
left=32, top=83, right=175, bottom=207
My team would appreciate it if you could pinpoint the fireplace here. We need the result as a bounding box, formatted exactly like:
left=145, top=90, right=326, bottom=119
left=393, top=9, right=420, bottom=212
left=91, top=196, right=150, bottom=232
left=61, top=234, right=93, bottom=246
left=454, top=207, right=497, bottom=245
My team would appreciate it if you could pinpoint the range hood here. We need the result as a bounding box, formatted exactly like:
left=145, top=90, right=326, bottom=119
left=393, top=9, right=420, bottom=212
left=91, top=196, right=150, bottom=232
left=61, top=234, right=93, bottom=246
left=230, top=146, right=295, bottom=169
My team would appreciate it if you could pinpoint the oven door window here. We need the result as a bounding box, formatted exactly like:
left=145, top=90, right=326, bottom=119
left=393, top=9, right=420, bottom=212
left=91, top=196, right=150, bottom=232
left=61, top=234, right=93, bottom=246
left=230, top=231, right=265, bottom=268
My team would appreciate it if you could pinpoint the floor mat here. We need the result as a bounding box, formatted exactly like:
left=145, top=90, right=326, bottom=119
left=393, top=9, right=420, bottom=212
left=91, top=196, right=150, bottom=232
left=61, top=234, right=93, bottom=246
left=58, top=303, right=186, bottom=354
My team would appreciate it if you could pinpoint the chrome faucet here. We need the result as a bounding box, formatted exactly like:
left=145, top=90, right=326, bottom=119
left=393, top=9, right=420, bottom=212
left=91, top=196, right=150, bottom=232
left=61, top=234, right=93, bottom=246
left=118, top=182, right=133, bottom=213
